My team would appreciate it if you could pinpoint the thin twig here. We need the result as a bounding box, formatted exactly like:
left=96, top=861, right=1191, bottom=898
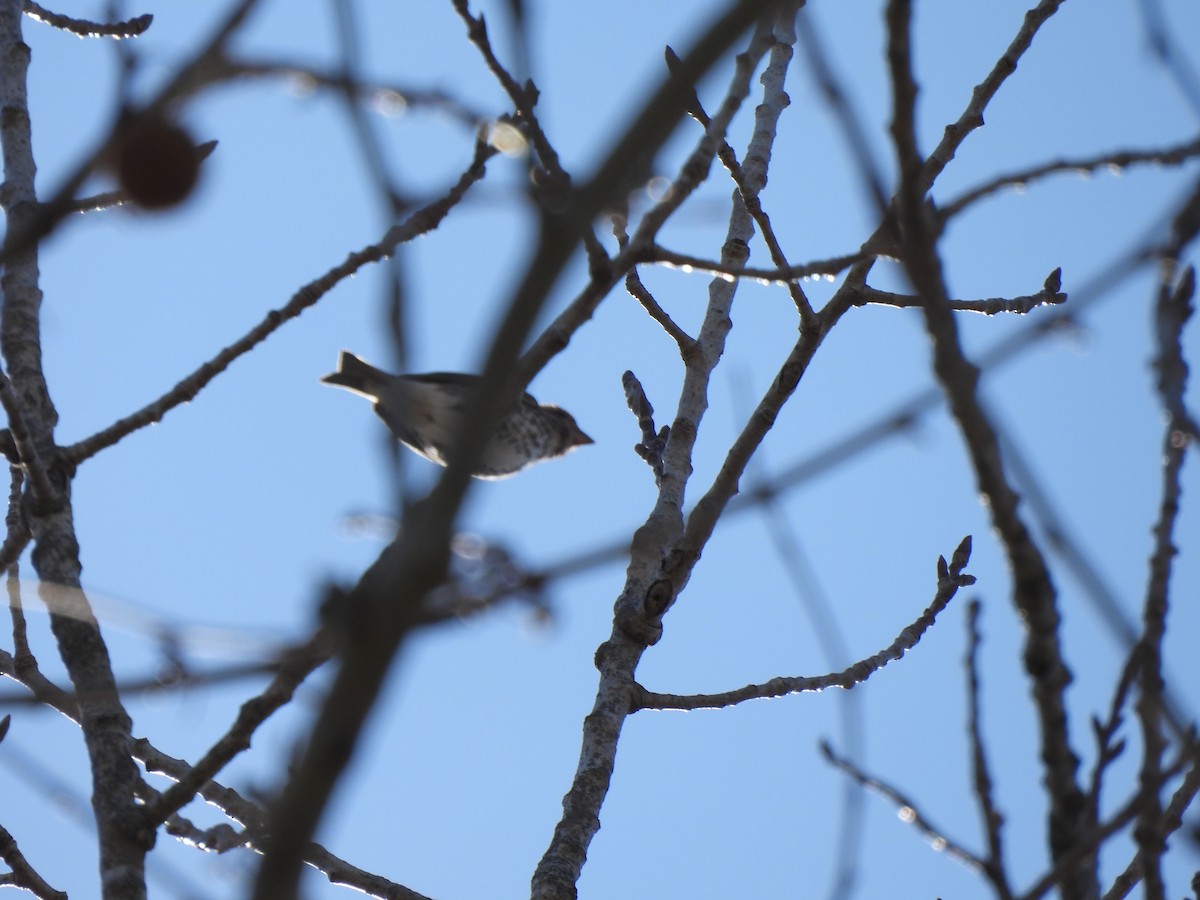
left=624, top=269, right=695, bottom=354
left=633, top=537, right=973, bottom=711
left=1100, top=740, right=1200, bottom=899
left=621, top=371, right=669, bottom=483
left=212, top=55, right=486, bottom=129
left=1087, top=655, right=1137, bottom=822
left=449, top=0, right=607, bottom=264
left=1021, top=745, right=1199, bottom=900
left=820, top=740, right=988, bottom=872
left=146, top=630, right=332, bottom=825
left=646, top=243, right=875, bottom=284
left=22, top=1, right=151, bottom=39
left=1130, top=263, right=1195, bottom=895
left=965, top=600, right=1015, bottom=900
left=849, top=269, right=1065, bottom=315
left=917, top=0, right=1068, bottom=195
left=939, top=137, right=1200, bottom=221
left=613, top=211, right=697, bottom=352
left=0, top=823, right=66, bottom=900
left=666, top=38, right=818, bottom=325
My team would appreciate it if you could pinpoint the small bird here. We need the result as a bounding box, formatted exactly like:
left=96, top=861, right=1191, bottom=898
left=321, top=351, right=593, bottom=479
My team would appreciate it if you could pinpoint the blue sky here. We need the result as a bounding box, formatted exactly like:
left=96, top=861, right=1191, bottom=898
left=3, top=0, right=1200, bottom=897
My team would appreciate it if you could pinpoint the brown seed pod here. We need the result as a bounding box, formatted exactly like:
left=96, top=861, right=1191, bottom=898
left=115, top=115, right=202, bottom=210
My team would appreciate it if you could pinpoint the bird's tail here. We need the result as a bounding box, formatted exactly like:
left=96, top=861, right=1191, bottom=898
left=320, top=351, right=388, bottom=396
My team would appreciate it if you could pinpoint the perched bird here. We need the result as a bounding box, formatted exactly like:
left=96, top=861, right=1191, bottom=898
left=321, top=351, right=593, bottom=479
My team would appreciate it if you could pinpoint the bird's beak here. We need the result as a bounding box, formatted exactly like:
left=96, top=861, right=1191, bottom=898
left=571, top=429, right=594, bottom=447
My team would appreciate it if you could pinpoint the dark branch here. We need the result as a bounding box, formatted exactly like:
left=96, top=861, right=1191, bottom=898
left=23, top=1, right=151, bottom=39
left=632, top=538, right=973, bottom=711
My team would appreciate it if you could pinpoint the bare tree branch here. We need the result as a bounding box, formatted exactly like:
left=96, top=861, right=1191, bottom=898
left=885, top=1, right=1092, bottom=894
left=667, top=36, right=817, bottom=324
left=939, top=137, right=1200, bottom=221
left=820, top=739, right=989, bottom=873
left=848, top=269, right=1066, bottom=315
left=145, top=629, right=331, bottom=826
left=622, top=370, right=670, bottom=483
left=1101, top=742, right=1200, bottom=899
left=632, top=538, right=972, bottom=711
left=1131, top=264, right=1195, bottom=895
left=645, top=243, right=875, bottom=284
left=22, top=1, right=151, bottom=39
left=1, top=4, right=151, bottom=894
left=1023, top=745, right=1200, bottom=900
left=965, top=600, right=1015, bottom=900
left=195, top=53, right=488, bottom=128
left=3, top=0, right=1196, bottom=895
left=529, top=16, right=790, bottom=900
left=0, top=822, right=66, bottom=900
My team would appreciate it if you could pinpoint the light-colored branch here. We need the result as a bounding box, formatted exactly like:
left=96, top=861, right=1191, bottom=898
left=531, top=17, right=796, bottom=899
left=667, top=35, right=817, bottom=324
left=668, top=13, right=816, bottom=594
